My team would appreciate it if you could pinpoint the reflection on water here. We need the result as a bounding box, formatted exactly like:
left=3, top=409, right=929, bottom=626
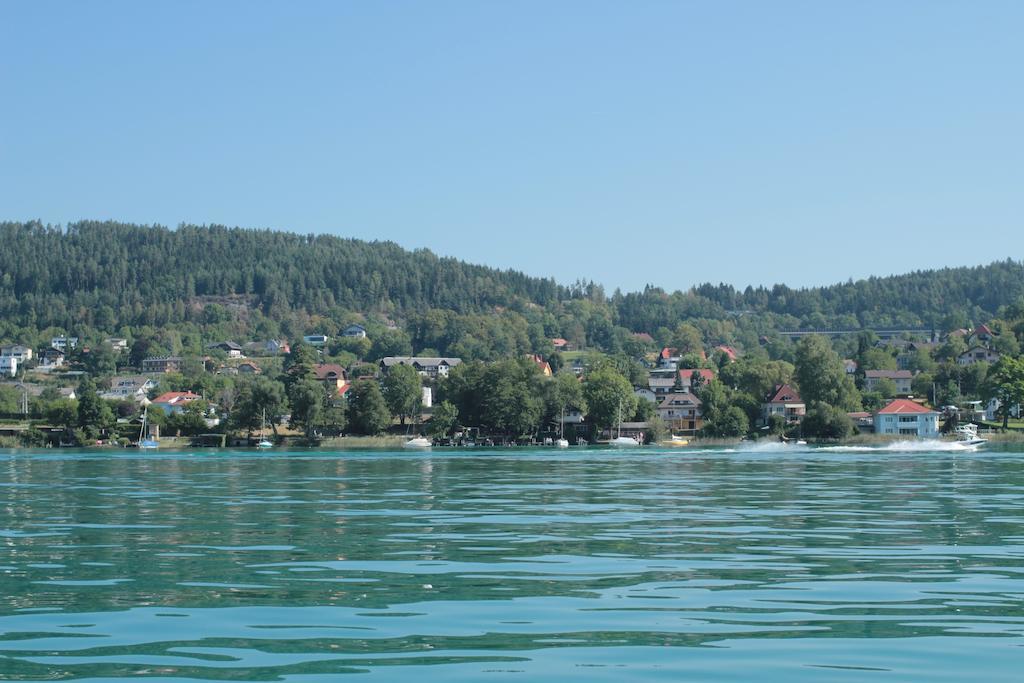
left=2, top=447, right=1024, bottom=681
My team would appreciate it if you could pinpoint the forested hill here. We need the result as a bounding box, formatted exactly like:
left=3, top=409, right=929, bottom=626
left=1, top=220, right=1023, bottom=357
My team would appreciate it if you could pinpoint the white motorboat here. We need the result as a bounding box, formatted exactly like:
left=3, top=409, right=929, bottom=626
left=404, top=436, right=432, bottom=449
left=610, top=435, right=639, bottom=447
left=953, top=423, right=987, bottom=446
left=555, top=438, right=570, bottom=448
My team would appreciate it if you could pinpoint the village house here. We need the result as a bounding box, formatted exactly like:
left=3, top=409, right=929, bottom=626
left=677, top=368, right=715, bottom=394
left=50, top=336, right=78, bottom=352
left=141, top=356, right=186, bottom=373
left=551, top=338, right=572, bottom=352
left=104, top=338, right=129, bottom=352
left=380, top=356, right=463, bottom=379
left=1, top=345, right=33, bottom=362
left=863, top=369, right=913, bottom=395
left=244, top=339, right=290, bottom=355
left=657, top=347, right=681, bottom=370
left=634, top=387, right=657, bottom=403
left=874, top=399, right=939, bottom=438
left=657, top=392, right=703, bottom=435
left=206, top=341, right=244, bottom=358
left=303, top=334, right=329, bottom=347
left=151, top=391, right=202, bottom=415
left=100, top=375, right=158, bottom=403
left=648, top=376, right=676, bottom=395
left=843, top=359, right=858, bottom=375
left=714, top=345, right=739, bottom=362
left=525, top=354, right=553, bottom=376
left=342, top=324, right=367, bottom=338
left=38, top=348, right=65, bottom=370
left=0, top=356, right=16, bottom=377
left=237, top=361, right=261, bottom=374
left=314, top=363, right=349, bottom=396
left=957, top=346, right=1001, bottom=366
left=762, top=384, right=806, bottom=425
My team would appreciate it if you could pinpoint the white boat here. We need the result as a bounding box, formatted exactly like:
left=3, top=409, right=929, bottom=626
left=609, top=398, right=640, bottom=447
left=555, top=406, right=570, bottom=447
left=138, top=406, right=159, bottom=449
left=953, top=423, right=987, bottom=446
left=555, top=438, right=570, bottom=448
left=256, top=409, right=273, bottom=449
left=404, top=436, right=432, bottom=449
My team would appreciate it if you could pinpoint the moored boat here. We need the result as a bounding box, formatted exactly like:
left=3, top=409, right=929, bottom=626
left=404, top=436, right=432, bottom=449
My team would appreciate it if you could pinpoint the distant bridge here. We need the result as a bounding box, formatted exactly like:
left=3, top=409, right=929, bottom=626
left=776, top=328, right=936, bottom=341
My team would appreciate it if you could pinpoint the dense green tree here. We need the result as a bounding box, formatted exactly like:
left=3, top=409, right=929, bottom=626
left=582, top=365, right=636, bottom=438
left=76, top=377, right=113, bottom=438
left=289, top=379, right=328, bottom=439
left=381, top=364, right=422, bottom=427
left=347, top=379, right=392, bottom=435
left=794, top=335, right=861, bottom=411
left=428, top=401, right=458, bottom=439
left=802, top=402, right=854, bottom=439
left=981, top=356, right=1024, bottom=429
left=232, top=376, right=287, bottom=435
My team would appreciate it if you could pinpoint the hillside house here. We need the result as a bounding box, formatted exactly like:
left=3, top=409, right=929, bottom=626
left=677, top=368, right=715, bottom=394
left=657, top=393, right=703, bottom=435
left=874, top=399, right=939, bottom=438
left=658, top=347, right=681, bottom=370
left=1, top=345, right=33, bottom=362
left=303, top=334, right=329, bottom=347
left=863, top=369, right=913, bottom=395
left=50, top=336, right=78, bottom=352
left=342, top=324, right=367, bottom=338
left=957, top=347, right=1001, bottom=366
left=38, top=348, right=65, bottom=370
left=0, top=356, right=16, bottom=377
left=525, top=354, right=553, bottom=376
left=314, top=363, right=348, bottom=396
left=206, top=341, right=244, bottom=358
left=101, top=375, right=157, bottom=403
left=142, top=356, right=186, bottom=373
left=381, top=356, right=463, bottom=378
left=151, top=391, right=202, bottom=415
left=762, top=384, right=806, bottom=425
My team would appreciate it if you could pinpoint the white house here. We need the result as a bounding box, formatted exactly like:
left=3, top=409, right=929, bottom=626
left=957, top=347, right=1001, bottom=366
left=634, top=387, right=657, bottom=403
left=51, top=336, right=78, bottom=352
left=1, top=345, right=33, bottom=362
left=303, top=334, right=329, bottom=347
left=342, top=324, right=367, bottom=339
left=100, top=375, right=158, bottom=403
left=380, top=356, right=462, bottom=378
left=874, top=399, right=939, bottom=438
left=0, top=356, right=16, bottom=377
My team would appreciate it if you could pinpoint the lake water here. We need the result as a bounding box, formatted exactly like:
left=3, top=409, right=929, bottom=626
left=2, top=442, right=1024, bottom=681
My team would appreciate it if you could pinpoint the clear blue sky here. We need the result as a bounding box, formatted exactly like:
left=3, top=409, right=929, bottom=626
left=2, top=1, right=1021, bottom=293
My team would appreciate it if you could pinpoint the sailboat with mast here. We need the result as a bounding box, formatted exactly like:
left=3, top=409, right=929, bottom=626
left=556, top=405, right=570, bottom=448
left=256, top=409, right=273, bottom=449
left=609, top=398, right=639, bottom=447
left=138, top=405, right=159, bottom=449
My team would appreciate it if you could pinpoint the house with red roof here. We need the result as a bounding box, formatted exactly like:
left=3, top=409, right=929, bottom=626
left=314, top=363, right=348, bottom=396
left=874, top=399, right=939, bottom=438
left=551, top=338, right=573, bottom=352
left=714, top=345, right=739, bottom=362
left=151, top=391, right=202, bottom=415
left=525, top=354, right=553, bottom=377
left=762, top=384, right=806, bottom=425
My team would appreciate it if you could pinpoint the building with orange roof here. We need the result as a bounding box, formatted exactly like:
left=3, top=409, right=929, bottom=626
left=874, top=399, right=939, bottom=437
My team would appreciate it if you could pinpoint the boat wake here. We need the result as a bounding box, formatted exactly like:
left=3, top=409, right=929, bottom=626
left=818, top=440, right=981, bottom=453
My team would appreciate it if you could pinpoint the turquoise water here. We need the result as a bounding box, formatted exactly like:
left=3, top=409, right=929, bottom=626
left=2, top=442, right=1024, bottom=681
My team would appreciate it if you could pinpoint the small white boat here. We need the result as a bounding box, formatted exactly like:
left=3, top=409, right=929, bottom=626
left=953, top=423, right=987, bottom=446
left=138, top=406, right=158, bottom=449
left=555, top=438, right=570, bottom=448
left=256, top=409, right=273, bottom=448
left=404, top=437, right=432, bottom=449
left=610, top=436, right=640, bottom=447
